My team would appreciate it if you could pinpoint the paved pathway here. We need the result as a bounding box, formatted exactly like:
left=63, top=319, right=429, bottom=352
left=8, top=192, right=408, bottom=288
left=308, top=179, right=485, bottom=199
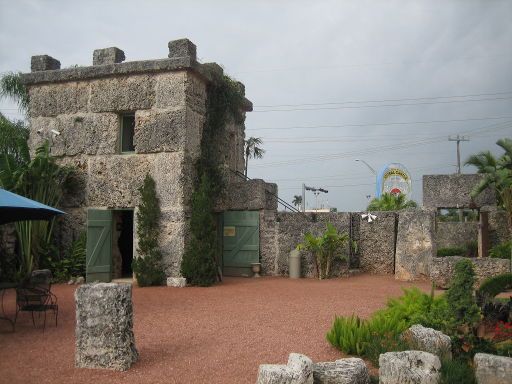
left=0, top=275, right=430, bottom=384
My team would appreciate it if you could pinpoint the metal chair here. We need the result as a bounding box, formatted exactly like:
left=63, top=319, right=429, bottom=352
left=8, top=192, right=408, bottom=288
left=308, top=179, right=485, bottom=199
left=14, top=269, right=58, bottom=331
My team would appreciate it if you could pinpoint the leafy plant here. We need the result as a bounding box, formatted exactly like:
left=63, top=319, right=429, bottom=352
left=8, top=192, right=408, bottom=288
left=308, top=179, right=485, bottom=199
left=489, top=241, right=512, bottom=259
left=446, top=259, right=481, bottom=330
left=476, top=273, right=512, bottom=305
left=440, top=359, right=476, bottom=384
left=326, top=315, right=371, bottom=356
left=297, top=223, right=349, bottom=279
left=43, top=232, right=86, bottom=282
left=495, top=339, right=512, bottom=357
left=132, top=174, right=165, bottom=287
left=366, top=192, right=417, bottom=211
left=0, top=72, right=29, bottom=112
left=244, top=137, right=265, bottom=177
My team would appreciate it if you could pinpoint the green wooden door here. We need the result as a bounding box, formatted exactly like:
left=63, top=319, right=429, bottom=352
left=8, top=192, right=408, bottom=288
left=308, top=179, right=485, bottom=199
left=86, top=209, right=113, bottom=283
left=223, top=211, right=259, bottom=276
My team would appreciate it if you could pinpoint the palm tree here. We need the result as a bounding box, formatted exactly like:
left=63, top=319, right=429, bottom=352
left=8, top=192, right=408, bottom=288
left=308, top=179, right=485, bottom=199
left=292, top=195, right=302, bottom=210
left=466, top=138, right=512, bottom=233
left=366, top=193, right=418, bottom=211
left=0, top=72, right=29, bottom=112
left=244, top=137, right=265, bottom=177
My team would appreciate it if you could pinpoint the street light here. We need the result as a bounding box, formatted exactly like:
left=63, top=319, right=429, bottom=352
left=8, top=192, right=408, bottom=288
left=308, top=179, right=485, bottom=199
left=355, top=159, right=376, bottom=175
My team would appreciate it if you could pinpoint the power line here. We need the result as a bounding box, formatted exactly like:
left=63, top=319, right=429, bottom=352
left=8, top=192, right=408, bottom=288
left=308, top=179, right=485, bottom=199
left=253, top=96, right=512, bottom=113
left=246, top=115, right=512, bottom=131
left=251, top=120, right=512, bottom=168
left=254, top=91, right=512, bottom=108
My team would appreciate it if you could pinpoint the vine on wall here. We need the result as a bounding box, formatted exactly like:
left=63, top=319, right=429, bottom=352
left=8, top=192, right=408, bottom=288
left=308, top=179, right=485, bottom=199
left=180, top=69, right=245, bottom=286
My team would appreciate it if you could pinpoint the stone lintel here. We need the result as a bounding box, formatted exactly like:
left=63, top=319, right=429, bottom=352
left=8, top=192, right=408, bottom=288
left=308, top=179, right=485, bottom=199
left=93, top=47, right=126, bottom=65
left=168, top=38, right=197, bottom=61
left=31, top=55, right=61, bottom=72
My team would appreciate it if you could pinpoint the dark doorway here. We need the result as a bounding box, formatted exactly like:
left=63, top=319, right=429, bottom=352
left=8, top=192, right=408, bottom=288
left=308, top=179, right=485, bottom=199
left=118, top=210, right=134, bottom=277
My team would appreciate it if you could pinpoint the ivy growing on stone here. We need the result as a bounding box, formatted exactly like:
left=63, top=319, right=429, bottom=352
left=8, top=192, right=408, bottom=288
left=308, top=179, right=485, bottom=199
left=181, top=69, right=245, bottom=286
left=132, top=173, right=165, bottom=287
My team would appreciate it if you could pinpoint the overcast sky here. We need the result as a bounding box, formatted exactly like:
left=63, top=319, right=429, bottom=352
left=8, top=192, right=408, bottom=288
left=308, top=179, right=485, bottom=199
left=1, top=0, right=511, bottom=211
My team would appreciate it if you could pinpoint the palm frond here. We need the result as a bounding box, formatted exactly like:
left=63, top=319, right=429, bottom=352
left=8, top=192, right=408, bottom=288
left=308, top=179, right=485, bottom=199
left=0, top=72, right=29, bottom=112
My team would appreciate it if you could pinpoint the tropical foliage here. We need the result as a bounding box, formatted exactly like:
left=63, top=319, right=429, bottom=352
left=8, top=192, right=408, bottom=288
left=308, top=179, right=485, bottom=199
left=366, top=192, right=417, bottom=211
left=0, top=72, right=28, bottom=112
left=244, top=136, right=265, bottom=176
left=297, top=223, right=349, bottom=279
left=292, top=195, right=302, bottom=210
left=132, top=174, right=165, bottom=287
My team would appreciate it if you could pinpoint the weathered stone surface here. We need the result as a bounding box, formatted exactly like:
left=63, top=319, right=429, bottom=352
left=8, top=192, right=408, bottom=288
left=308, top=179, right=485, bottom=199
left=260, top=210, right=279, bottom=275
left=31, top=54, right=60, bottom=72
left=168, top=38, right=197, bottom=61
left=486, top=207, right=511, bottom=248
left=135, top=108, right=187, bottom=153
left=423, top=174, right=495, bottom=209
left=89, top=75, right=155, bottom=112
left=257, top=353, right=313, bottom=384
left=379, top=351, right=441, bottom=384
left=159, top=217, right=187, bottom=278
left=395, top=209, right=436, bottom=281
left=30, top=113, right=119, bottom=156
left=401, top=325, right=452, bottom=360
left=93, top=47, right=125, bottom=65
left=436, top=221, right=478, bottom=249
left=75, top=283, right=138, bottom=371
left=358, top=212, right=396, bottom=275
left=430, top=256, right=510, bottom=289
left=151, top=152, right=188, bottom=210
left=216, top=179, right=278, bottom=212
left=166, top=277, right=186, bottom=287
left=29, top=82, right=89, bottom=117
left=86, top=154, right=151, bottom=208
left=474, top=353, right=512, bottom=384
left=313, top=358, right=370, bottom=384
left=54, top=207, right=86, bottom=258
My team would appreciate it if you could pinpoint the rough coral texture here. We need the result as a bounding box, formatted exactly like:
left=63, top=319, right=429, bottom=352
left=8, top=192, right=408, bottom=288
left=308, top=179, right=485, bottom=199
left=423, top=174, right=495, bottom=208
left=401, top=325, right=452, bottom=360
left=429, top=256, right=510, bottom=289
left=256, top=353, right=313, bottom=384
left=474, top=353, right=512, bottom=384
left=435, top=221, right=478, bottom=250
left=313, top=358, right=370, bottom=384
left=379, top=351, right=441, bottom=384
left=75, top=283, right=138, bottom=371
left=395, top=209, right=436, bottom=281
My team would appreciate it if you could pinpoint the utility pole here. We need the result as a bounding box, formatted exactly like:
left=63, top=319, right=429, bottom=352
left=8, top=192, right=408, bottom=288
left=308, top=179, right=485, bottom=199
left=448, top=135, right=470, bottom=174
left=302, top=184, right=328, bottom=212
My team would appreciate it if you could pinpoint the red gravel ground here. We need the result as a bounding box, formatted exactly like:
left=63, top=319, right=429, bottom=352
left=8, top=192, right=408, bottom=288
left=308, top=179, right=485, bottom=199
left=0, top=275, right=430, bottom=384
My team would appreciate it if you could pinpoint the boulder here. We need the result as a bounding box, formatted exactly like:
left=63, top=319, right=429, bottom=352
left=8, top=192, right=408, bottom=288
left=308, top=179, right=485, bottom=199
left=474, top=353, right=512, bottom=384
left=257, top=353, right=313, bottom=384
left=401, top=324, right=452, bottom=360
left=313, top=357, right=370, bottom=383
left=75, top=283, right=138, bottom=371
left=379, top=351, right=441, bottom=384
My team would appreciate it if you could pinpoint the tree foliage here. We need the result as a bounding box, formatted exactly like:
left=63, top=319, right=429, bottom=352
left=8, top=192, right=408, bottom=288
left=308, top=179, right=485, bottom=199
left=132, top=174, right=165, bottom=287
left=292, top=195, right=302, bottom=209
left=366, top=192, right=417, bottom=211
left=0, top=72, right=29, bottom=112
left=244, top=136, right=265, bottom=176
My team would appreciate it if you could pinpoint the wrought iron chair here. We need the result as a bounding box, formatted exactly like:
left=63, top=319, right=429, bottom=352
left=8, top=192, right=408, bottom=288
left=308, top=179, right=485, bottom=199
left=14, top=269, right=58, bottom=331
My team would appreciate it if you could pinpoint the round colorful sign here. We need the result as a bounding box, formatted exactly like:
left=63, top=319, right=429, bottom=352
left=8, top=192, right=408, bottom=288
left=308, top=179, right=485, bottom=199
left=376, top=163, right=412, bottom=199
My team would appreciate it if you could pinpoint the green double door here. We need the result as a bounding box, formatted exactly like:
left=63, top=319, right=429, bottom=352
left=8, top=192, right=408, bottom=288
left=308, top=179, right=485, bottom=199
left=222, top=211, right=260, bottom=277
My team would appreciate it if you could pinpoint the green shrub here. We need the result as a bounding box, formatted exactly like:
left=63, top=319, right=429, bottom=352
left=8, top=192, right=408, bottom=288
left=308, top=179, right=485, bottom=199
left=51, top=232, right=86, bottom=281
left=446, top=259, right=481, bottom=329
left=132, top=174, right=165, bottom=287
left=326, top=315, right=371, bottom=356
left=180, top=174, right=219, bottom=286
left=476, top=273, right=512, bottom=305
left=437, top=247, right=466, bottom=257
left=489, top=241, right=512, bottom=259
left=495, top=339, right=512, bottom=357
left=465, top=240, right=478, bottom=258
left=440, top=359, right=476, bottom=384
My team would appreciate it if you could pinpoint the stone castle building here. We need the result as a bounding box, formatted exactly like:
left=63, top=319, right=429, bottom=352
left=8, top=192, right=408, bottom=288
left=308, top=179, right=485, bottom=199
left=21, top=39, right=277, bottom=282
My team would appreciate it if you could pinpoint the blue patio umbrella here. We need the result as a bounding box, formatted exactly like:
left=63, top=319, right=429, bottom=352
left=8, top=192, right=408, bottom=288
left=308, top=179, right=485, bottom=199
left=0, top=188, right=65, bottom=225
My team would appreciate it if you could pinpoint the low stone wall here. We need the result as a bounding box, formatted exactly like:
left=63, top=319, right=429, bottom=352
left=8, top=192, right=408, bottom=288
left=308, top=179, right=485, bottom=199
left=430, top=256, right=510, bottom=289
left=436, top=221, right=478, bottom=249
left=487, top=208, right=511, bottom=248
